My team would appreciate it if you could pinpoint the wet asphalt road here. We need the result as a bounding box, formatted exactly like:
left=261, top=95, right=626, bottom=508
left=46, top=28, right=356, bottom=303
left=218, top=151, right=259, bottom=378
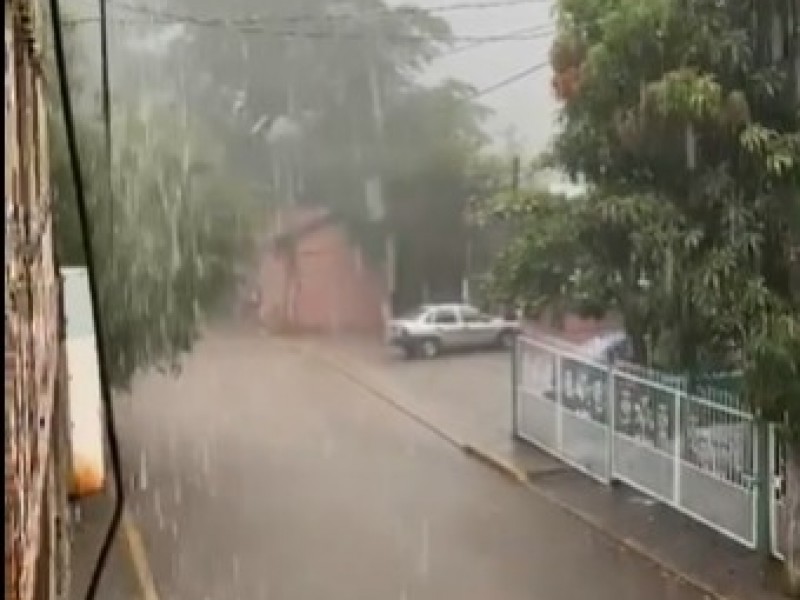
left=116, top=329, right=704, bottom=600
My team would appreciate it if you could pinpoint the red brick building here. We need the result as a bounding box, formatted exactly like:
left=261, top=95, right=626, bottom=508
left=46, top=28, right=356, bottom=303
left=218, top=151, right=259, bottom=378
left=256, top=207, right=388, bottom=336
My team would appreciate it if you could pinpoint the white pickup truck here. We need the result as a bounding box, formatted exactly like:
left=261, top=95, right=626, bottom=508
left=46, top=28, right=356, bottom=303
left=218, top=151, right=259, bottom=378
left=386, top=303, right=521, bottom=359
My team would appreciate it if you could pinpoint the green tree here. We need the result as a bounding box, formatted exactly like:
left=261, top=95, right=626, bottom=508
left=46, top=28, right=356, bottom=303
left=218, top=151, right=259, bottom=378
left=486, top=0, right=799, bottom=587
left=381, top=81, right=490, bottom=307
left=49, top=49, right=262, bottom=389
left=53, top=0, right=493, bottom=380
left=144, top=0, right=489, bottom=305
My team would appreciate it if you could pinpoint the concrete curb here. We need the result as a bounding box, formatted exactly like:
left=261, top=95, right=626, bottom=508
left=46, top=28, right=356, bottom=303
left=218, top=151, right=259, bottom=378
left=461, top=444, right=527, bottom=483
left=474, top=449, right=727, bottom=600
left=306, top=341, right=733, bottom=600
left=297, top=342, right=464, bottom=449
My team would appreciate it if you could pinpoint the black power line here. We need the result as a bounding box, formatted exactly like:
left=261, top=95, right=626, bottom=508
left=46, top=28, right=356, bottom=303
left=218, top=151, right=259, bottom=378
left=47, top=1, right=126, bottom=600
left=63, top=14, right=554, bottom=45
left=106, top=0, right=553, bottom=24
left=471, top=60, right=549, bottom=99
left=439, top=24, right=554, bottom=58
left=64, top=0, right=556, bottom=40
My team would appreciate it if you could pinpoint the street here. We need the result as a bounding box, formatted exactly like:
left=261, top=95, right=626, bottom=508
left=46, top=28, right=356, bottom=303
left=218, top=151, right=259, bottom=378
left=114, top=328, right=704, bottom=599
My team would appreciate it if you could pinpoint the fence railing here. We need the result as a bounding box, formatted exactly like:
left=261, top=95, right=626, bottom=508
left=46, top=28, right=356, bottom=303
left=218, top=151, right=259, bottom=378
left=514, top=336, right=758, bottom=548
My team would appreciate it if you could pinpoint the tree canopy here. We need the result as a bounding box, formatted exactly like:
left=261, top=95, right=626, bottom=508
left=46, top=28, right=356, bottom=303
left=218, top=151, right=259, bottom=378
left=486, top=0, right=799, bottom=426
left=52, top=0, right=504, bottom=385
left=49, top=23, right=263, bottom=389
left=154, top=0, right=496, bottom=304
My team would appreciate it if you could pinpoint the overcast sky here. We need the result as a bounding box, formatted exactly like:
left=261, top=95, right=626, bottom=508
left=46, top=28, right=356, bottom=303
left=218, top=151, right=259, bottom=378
left=70, top=0, right=560, bottom=156
left=398, top=0, right=559, bottom=155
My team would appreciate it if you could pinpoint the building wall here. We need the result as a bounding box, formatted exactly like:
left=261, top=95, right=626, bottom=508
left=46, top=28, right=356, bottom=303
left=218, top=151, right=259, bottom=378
left=5, top=1, right=70, bottom=598
left=258, top=209, right=387, bottom=336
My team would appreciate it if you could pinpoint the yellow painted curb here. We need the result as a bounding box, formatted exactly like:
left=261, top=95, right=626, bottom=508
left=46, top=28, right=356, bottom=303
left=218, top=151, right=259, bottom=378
left=122, top=508, right=160, bottom=600
left=462, top=444, right=527, bottom=483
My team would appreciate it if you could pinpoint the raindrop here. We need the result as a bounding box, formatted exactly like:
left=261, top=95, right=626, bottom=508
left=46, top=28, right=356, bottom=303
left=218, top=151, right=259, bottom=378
left=154, top=489, right=165, bottom=531
left=174, top=479, right=182, bottom=505
left=139, top=451, right=149, bottom=491
left=169, top=430, right=178, bottom=463
left=417, top=519, right=430, bottom=579
left=250, top=114, right=271, bottom=136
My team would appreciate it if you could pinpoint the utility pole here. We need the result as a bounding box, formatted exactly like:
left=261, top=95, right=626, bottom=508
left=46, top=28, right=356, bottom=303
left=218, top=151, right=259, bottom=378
left=360, top=3, right=394, bottom=321
left=285, top=39, right=298, bottom=207
left=463, top=235, right=472, bottom=305
left=789, top=0, right=800, bottom=302
left=512, top=155, right=521, bottom=196
left=510, top=155, right=521, bottom=316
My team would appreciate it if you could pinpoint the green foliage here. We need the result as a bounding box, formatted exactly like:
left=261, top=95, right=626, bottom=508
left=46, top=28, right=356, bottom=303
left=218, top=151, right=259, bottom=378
left=746, top=311, right=800, bottom=424
left=486, top=0, right=800, bottom=430
left=50, top=86, right=261, bottom=390
left=51, top=0, right=497, bottom=382
left=157, top=0, right=491, bottom=304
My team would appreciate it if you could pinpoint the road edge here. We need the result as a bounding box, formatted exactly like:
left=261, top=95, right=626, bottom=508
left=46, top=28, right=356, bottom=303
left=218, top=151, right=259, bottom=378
left=461, top=444, right=527, bottom=483
left=306, top=341, right=732, bottom=600
left=122, top=508, right=160, bottom=600
left=295, top=341, right=464, bottom=449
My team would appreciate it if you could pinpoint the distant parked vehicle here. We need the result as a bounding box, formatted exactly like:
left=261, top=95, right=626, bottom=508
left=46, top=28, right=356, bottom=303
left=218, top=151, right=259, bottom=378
left=387, top=303, right=521, bottom=359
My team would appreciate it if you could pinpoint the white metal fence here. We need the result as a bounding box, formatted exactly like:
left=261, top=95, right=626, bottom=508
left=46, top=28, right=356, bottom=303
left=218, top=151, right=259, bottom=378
left=514, top=336, right=758, bottom=548
left=770, top=424, right=787, bottom=560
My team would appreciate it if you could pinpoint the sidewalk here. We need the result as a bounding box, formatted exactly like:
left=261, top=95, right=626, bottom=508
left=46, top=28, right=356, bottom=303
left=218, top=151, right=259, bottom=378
left=308, top=337, right=785, bottom=600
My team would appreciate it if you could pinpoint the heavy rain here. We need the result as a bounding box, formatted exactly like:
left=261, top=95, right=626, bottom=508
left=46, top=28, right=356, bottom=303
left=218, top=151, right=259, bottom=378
left=5, top=1, right=799, bottom=600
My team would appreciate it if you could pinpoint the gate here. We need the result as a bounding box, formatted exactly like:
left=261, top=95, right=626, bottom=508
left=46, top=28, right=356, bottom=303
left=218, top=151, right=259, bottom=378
left=611, top=367, right=757, bottom=547
left=514, top=337, right=611, bottom=482
left=513, top=336, right=759, bottom=548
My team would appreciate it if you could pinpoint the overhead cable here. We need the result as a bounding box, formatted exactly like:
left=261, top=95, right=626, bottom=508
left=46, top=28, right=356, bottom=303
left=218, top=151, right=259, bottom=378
left=470, top=60, right=550, bottom=99
left=63, top=14, right=555, bottom=45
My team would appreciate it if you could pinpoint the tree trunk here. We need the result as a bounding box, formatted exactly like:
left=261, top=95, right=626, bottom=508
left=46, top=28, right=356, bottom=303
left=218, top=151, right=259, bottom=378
left=786, top=443, right=800, bottom=596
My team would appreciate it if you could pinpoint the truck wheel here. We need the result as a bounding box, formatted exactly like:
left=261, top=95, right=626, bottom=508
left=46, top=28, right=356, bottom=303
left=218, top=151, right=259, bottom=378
left=420, top=338, right=441, bottom=359
left=498, top=330, right=516, bottom=350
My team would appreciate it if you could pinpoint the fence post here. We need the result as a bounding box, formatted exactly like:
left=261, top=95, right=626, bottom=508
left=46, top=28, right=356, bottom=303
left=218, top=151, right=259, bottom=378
left=756, top=420, right=771, bottom=556
left=673, top=391, right=682, bottom=505
left=607, top=366, right=615, bottom=482
left=511, top=337, right=519, bottom=438
left=555, top=354, right=563, bottom=452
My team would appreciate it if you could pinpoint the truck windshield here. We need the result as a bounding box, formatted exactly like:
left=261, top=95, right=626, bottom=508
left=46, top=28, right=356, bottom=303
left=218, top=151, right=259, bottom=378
left=399, top=307, right=428, bottom=321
